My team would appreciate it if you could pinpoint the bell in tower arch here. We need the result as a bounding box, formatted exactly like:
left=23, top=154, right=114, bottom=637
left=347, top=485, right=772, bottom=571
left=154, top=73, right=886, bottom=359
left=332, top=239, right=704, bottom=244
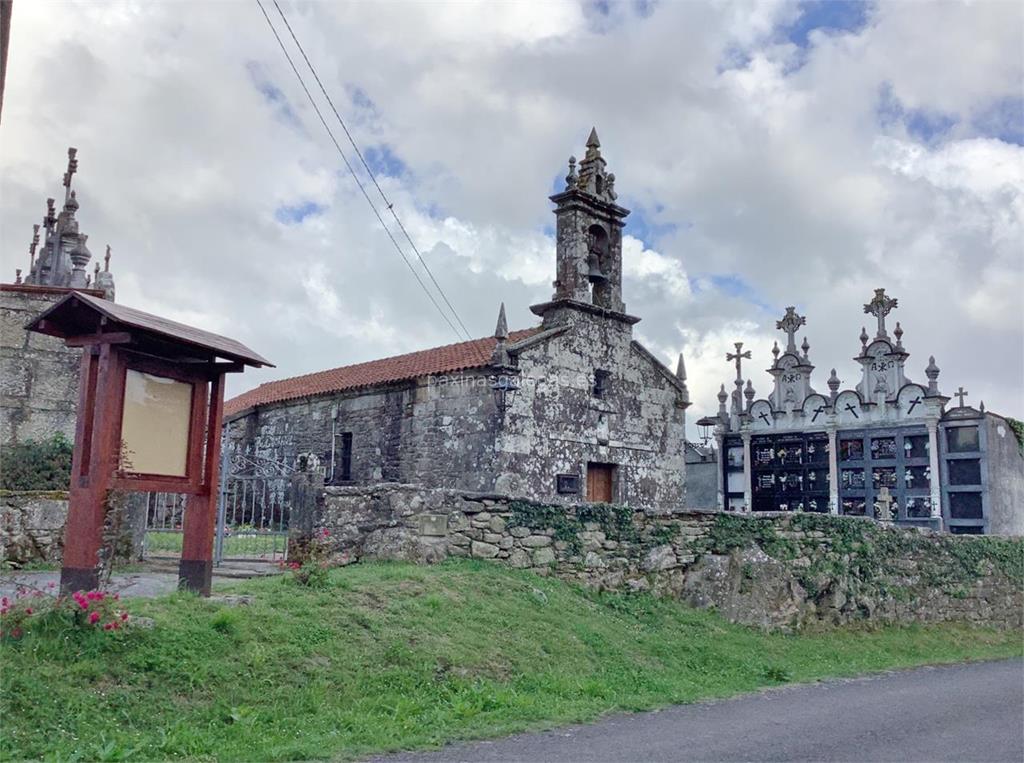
left=586, top=224, right=609, bottom=284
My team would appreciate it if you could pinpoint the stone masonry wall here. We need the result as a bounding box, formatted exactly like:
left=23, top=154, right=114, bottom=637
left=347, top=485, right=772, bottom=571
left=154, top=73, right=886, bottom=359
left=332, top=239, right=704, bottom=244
left=0, top=491, right=68, bottom=565
left=313, top=483, right=1023, bottom=631
left=0, top=286, right=81, bottom=449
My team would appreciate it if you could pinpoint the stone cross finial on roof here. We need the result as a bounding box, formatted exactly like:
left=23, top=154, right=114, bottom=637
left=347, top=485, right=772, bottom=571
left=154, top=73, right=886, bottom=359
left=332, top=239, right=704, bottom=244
left=864, top=288, right=898, bottom=339
left=62, top=147, right=78, bottom=201
left=726, top=341, right=751, bottom=381
left=954, top=386, right=968, bottom=408
left=776, top=306, right=806, bottom=353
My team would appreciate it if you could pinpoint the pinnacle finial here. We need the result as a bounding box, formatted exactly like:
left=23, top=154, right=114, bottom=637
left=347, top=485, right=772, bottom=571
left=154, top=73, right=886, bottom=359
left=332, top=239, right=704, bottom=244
left=586, top=127, right=600, bottom=148
left=494, top=302, right=508, bottom=341
left=676, top=353, right=686, bottom=381
left=104, top=245, right=111, bottom=272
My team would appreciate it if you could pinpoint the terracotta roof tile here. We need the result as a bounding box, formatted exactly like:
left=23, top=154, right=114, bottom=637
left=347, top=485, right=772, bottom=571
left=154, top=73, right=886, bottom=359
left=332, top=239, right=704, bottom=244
left=224, top=328, right=538, bottom=417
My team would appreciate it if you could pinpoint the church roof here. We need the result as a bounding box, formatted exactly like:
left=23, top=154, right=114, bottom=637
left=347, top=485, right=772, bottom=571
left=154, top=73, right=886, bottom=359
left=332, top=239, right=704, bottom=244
left=224, top=328, right=539, bottom=417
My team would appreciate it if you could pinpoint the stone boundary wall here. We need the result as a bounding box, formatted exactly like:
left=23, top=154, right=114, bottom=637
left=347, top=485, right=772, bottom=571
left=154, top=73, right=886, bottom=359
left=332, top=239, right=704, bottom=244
left=313, top=483, right=1023, bottom=631
left=1, top=491, right=69, bottom=565
left=1, top=491, right=146, bottom=568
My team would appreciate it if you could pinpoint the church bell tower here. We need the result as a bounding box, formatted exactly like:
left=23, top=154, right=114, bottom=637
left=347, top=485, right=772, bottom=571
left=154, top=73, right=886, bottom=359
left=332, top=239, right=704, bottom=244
left=538, top=128, right=631, bottom=318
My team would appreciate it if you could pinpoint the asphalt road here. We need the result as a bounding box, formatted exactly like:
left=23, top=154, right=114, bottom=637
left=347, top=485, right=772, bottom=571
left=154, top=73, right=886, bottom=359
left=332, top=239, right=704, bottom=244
left=376, top=660, right=1024, bottom=763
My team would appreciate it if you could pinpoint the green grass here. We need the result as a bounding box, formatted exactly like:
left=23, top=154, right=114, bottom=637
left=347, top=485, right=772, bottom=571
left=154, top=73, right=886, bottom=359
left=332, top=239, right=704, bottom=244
left=144, top=530, right=287, bottom=559
left=2, top=560, right=1021, bottom=762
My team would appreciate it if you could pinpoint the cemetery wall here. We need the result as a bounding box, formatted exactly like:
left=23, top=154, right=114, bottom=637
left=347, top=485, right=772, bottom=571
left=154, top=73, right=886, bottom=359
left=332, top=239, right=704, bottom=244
left=0, top=491, right=68, bottom=565
left=310, top=482, right=1023, bottom=631
left=0, top=285, right=83, bottom=450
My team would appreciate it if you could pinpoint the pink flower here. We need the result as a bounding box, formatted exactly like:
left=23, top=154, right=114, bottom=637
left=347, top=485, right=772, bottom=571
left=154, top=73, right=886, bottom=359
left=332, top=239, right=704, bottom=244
left=24, top=608, right=32, bottom=615
left=88, top=611, right=101, bottom=624
left=120, top=613, right=129, bottom=621
left=46, top=582, right=55, bottom=589
left=103, top=623, right=114, bottom=631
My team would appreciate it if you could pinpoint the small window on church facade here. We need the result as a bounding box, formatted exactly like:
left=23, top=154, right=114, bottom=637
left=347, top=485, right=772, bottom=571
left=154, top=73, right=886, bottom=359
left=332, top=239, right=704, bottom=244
left=593, top=369, right=611, bottom=398
left=336, top=432, right=353, bottom=482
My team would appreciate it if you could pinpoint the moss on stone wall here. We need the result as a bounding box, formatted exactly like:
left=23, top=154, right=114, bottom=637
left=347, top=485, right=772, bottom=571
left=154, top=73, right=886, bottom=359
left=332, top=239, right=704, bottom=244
left=692, top=511, right=1024, bottom=603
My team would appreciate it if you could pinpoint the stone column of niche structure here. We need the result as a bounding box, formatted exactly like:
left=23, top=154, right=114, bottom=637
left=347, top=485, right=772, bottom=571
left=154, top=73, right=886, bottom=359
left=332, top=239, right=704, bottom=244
left=926, top=416, right=942, bottom=521
left=741, top=429, right=753, bottom=512
left=827, top=426, right=839, bottom=514
left=714, top=431, right=725, bottom=510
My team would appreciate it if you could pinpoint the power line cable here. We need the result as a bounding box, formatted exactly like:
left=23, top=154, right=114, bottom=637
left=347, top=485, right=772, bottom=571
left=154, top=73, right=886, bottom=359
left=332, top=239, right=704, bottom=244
left=255, top=0, right=469, bottom=341
left=270, top=0, right=474, bottom=341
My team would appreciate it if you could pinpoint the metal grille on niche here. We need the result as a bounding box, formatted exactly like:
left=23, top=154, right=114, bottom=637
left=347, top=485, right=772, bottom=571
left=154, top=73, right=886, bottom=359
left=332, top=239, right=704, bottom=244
left=750, top=432, right=829, bottom=513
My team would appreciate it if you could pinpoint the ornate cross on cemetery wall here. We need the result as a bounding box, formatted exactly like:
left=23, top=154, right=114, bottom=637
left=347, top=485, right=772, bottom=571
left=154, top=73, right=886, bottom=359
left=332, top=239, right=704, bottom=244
left=726, top=341, right=751, bottom=381
left=776, top=306, right=806, bottom=353
left=864, top=288, right=898, bottom=339
left=954, top=386, right=969, bottom=407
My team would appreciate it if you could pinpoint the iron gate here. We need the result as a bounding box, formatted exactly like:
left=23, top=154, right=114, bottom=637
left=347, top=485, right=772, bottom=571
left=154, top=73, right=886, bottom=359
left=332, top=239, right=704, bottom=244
left=142, top=451, right=298, bottom=564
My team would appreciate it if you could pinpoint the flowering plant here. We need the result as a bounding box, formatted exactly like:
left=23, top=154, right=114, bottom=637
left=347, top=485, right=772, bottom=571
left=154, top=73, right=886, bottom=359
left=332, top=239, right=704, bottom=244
left=278, top=527, right=333, bottom=587
left=0, top=583, right=130, bottom=640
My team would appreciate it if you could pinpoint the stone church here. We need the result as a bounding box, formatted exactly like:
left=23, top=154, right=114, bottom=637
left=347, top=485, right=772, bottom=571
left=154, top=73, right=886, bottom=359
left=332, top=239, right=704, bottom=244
left=225, top=130, right=690, bottom=510
left=707, top=292, right=1024, bottom=535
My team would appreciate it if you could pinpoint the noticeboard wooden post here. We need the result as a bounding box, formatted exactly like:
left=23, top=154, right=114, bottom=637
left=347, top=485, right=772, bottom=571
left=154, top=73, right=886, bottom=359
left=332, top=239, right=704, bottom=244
left=25, top=291, right=271, bottom=595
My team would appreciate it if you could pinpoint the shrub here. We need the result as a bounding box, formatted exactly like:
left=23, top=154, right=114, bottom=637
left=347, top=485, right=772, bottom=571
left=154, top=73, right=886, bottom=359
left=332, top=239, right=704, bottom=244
left=0, top=434, right=74, bottom=491
left=279, top=528, right=333, bottom=587
left=0, top=585, right=130, bottom=640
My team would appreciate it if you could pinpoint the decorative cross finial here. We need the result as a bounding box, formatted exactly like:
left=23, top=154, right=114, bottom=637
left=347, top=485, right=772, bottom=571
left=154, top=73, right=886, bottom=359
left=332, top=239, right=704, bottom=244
left=864, top=288, right=898, bottom=338
left=954, top=386, right=968, bottom=408
left=726, top=341, right=751, bottom=381
left=62, top=147, right=79, bottom=201
left=776, top=306, right=806, bottom=353
left=104, top=245, right=111, bottom=272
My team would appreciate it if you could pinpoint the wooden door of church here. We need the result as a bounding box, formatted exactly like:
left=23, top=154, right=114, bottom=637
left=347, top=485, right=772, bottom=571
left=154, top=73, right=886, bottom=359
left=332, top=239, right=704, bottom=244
left=586, top=463, right=615, bottom=503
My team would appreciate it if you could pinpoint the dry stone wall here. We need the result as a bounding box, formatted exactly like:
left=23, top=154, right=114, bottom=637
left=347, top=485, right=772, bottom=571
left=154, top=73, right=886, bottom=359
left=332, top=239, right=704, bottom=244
left=313, top=483, right=1023, bottom=631
left=1, top=491, right=68, bottom=565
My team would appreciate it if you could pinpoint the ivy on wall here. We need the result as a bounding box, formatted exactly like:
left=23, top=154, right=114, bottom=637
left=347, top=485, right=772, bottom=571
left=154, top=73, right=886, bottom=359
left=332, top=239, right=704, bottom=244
left=508, top=499, right=676, bottom=557
left=692, top=511, right=1024, bottom=600
left=0, top=435, right=73, bottom=491
left=1006, top=416, right=1024, bottom=456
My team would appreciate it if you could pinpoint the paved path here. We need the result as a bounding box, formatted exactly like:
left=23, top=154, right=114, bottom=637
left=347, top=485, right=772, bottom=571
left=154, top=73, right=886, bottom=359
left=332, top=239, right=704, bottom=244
left=377, top=660, right=1024, bottom=762
left=0, top=561, right=278, bottom=599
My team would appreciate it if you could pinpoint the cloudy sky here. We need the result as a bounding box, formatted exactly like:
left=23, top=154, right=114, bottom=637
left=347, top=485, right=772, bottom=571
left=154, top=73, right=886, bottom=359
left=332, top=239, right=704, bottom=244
left=2, top=0, right=1022, bottom=435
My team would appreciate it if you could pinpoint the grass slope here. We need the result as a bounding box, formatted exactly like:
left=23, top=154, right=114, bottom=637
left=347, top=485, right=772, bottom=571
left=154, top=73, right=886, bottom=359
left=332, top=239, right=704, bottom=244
left=2, top=560, right=1021, bottom=761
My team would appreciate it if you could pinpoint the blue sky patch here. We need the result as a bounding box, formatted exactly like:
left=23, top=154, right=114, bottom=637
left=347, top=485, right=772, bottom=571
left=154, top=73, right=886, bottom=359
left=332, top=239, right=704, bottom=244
left=782, top=0, right=872, bottom=48
left=364, top=144, right=407, bottom=178
left=877, top=82, right=958, bottom=144
left=275, top=201, right=325, bottom=225
left=627, top=204, right=681, bottom=249
left=246, top=61, right=300, bottom=128
left=972, top=96, right=1024, bottom=146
